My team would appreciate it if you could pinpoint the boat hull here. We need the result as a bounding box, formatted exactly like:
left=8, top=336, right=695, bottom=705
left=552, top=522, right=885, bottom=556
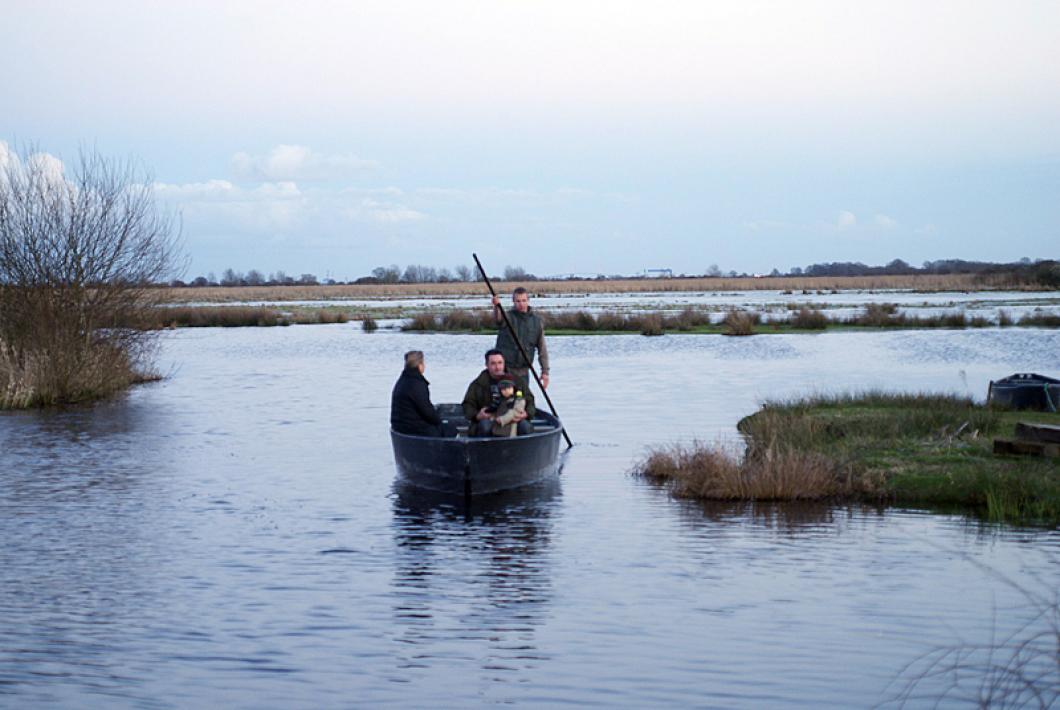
left=988, top=373, right=1060, bottom=412
left=391, top=404, right=564, bottom=496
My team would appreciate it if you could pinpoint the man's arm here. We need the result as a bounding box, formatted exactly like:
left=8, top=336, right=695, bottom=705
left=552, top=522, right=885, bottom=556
left=461, top=380, right=480, bottom=421
left=536, top=320, right=550, bottom=388
left=412, top=381, right=442, bottom=426
left=491, top=295, right=504, bottom=325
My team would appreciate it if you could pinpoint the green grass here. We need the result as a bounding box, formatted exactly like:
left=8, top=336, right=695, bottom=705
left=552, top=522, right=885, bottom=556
left=735, top=393, right=1060, bottom=524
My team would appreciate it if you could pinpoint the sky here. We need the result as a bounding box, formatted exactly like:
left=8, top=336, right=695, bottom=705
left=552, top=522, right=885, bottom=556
left=2, top=0, right=1058, bottom=280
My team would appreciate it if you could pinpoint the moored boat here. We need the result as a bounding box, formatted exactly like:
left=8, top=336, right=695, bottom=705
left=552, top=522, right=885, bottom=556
left=987, top=373, right=1059, bottom=412
left=391, top=404, right=565, bottom=496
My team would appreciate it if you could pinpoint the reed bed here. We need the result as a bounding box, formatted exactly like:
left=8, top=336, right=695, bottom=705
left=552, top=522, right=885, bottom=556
left=398, top=305, right=1057, bottom=334
left=146, top=306, right=353, bottom=328
left=633, top=392, right=1059, bottom=524
left=636, top=441, right=858, bottom=500
left=1, top=338, right=154, bottom=409
left=165, top=272, right=1009, bottom=303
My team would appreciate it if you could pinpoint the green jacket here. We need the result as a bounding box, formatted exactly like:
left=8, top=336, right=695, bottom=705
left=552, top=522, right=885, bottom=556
left=461, top=369, right=536, bottom=423
left=495, top=307, right=549, bottom=372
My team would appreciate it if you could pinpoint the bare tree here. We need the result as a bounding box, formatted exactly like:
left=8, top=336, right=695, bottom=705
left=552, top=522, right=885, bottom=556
left=0, top=143, right=183, bottom=407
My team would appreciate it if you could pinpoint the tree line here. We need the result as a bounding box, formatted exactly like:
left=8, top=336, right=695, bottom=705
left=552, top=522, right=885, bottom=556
left=174, top=258, right=1057, bottom=288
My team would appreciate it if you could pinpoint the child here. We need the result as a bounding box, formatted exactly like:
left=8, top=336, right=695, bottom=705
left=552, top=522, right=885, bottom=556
left=491, top=379, right=527, bottom=437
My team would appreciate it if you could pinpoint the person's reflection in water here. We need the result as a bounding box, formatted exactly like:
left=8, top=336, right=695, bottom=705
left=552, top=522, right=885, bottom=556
left=389, top=481, right=560, bottom=686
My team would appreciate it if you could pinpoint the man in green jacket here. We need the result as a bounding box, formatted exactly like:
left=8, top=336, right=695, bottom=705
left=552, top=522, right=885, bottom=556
left=462, top=349, right=536, bottom=436
left=492, top=287, right=550, bottom=389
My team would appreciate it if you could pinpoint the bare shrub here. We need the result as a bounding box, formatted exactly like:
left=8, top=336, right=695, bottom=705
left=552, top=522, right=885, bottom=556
left=853, top=302, right=904, bottom=327
left=722, top=309, right=758, bottom=336
left=0, top=143, right=183, bottom=407
left=403, top=313, right=439, bottom=331
left=639, top=313, right=664, bottom=336
left=361, top=315, right=378, bottom=332
left=791, top=307, right=828, bottom=329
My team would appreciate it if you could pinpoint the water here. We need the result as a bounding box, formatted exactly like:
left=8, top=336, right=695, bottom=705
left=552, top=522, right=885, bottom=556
left=2, top=326, right=1058, bottom=707
left=187, top=288, right=1060, bottom=322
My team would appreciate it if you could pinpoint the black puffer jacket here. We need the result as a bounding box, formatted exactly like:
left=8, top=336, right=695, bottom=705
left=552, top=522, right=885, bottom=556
left=390, top=368, right=442, bottom=435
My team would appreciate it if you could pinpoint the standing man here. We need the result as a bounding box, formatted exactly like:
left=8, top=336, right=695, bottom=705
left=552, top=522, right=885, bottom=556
left=492, top=287, right=550, bottom=389
left=390, top=350, right=455, bottom=437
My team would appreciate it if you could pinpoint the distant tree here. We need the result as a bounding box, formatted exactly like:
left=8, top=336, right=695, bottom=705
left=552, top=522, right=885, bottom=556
left=220, top=268, right=242, bottom=286
left=454, top=264, right=473, bottom=282
left=437, top=267, right=453, bottom=282
left=298, top=273, right=318, bottom=285
left=0, top=143, right=183, bottom=407
left=245, top=269, right=265, bottom=286
left=371, top=265, right=401, bottom=283
left=191, top=276, right=210, bottom=287
left=401, top=264, right=437, bottom=283
left=706, top=264, right=722, bottom=277
left=504, top=265, right=535, bottom=281
left=790, top=267, right=803, bottom=276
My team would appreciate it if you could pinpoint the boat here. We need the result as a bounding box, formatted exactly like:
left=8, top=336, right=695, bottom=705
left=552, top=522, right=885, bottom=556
left=987, top=373, right=1060, bottom=412
left=390, top=403, right=565, bottom=496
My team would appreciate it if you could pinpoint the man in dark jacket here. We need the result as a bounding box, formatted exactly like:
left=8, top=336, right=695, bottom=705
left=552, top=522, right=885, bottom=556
left=492, top=287, right=549, bottom=389
left=391, top=350, right=455, bottom=437
left=462, top=349, right=536, bottom=436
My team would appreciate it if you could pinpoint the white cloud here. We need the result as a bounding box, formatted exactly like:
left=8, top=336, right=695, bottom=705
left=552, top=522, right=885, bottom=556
left=874, top=213, right=897, bottom=229
left=231, top=145, right=377, bottom=181
left=837, top=210, right=857, bottom=230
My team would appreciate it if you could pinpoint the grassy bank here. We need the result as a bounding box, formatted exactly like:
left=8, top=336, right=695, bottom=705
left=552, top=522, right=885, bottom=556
left=634, top=393, right=1060, bottom=525
left=401, top=306, right=1059, bottom=335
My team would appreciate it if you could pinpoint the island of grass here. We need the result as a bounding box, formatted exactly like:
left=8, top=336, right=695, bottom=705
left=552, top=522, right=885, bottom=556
left=634, top=393, right=1060, bottom=525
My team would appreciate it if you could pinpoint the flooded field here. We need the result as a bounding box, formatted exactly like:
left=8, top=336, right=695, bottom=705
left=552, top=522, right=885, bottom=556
left=2, top=326, right=1058, bottom=707
left=182, top=288, right=1060, bottom=324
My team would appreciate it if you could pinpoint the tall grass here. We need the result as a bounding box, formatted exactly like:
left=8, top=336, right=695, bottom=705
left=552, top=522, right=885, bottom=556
left=722, top=309, right=759, bottom=336
left=145, top=306, right=354, bottom=328
left=1, top=337, right=155, bottom=409
left=635, top=441, right=859, bottom=500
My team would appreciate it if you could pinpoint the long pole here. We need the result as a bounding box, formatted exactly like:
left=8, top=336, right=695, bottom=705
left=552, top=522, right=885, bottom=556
left=473, top=253, right=573, bottom=448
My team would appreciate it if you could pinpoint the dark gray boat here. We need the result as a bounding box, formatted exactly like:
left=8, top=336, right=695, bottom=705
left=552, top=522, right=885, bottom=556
left=987, top=373, right=1059, bottom=412
left=390, top=403, right=565, bottom=496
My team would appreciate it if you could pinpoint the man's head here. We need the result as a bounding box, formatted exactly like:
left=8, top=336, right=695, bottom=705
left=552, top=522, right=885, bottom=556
left=404, top=350, right=424, bottom=373
left=498, top=379, right=514, bottom=397
left=484, top=348, right=506, bottom=377
left=512, top=287, right=529, bottom=313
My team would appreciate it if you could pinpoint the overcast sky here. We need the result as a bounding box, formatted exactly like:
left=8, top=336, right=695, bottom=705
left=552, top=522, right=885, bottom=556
left=3, top=1, right=1057, bottom=279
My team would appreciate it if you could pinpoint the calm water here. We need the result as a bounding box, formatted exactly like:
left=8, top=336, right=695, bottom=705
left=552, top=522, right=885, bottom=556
left=2, top=326, right=1058, bottom=707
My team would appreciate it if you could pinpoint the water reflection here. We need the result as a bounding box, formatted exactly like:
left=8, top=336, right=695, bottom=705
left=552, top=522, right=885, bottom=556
left=389, top=481, right=560, bottom=682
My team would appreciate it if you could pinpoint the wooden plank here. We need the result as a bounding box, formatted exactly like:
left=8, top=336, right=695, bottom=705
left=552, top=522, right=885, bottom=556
left=1015, top=421, right=1060, bottom=444
left=994, top=438, right=1060, bottom=458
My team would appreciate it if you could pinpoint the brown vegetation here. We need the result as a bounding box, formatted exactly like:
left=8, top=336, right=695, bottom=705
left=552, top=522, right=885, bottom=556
left=721, top=309, right=759, bottom=336
left=164, top=272, right=1021, bottom=303
left=636, top=441, right=859, bottom=500
left=0, top=146, right=181, bottom=408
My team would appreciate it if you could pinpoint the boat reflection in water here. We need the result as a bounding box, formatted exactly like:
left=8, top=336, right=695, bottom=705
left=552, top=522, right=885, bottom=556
left=389, top=479, right=562, bottom=685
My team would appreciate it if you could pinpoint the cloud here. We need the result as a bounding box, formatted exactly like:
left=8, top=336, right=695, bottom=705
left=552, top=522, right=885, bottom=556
left=837, top=210, right=857, bottom=230
left=231, top=145, right=377, bottom=181
left=874, top=213, right=898, bottom=229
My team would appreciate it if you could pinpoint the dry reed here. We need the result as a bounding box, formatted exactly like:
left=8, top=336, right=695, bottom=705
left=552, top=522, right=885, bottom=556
left=635, top=441, right=857, bottom=500
left=722, top=309, right=759, bottom=336
left=165, top=272, right=1011, bottom=304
